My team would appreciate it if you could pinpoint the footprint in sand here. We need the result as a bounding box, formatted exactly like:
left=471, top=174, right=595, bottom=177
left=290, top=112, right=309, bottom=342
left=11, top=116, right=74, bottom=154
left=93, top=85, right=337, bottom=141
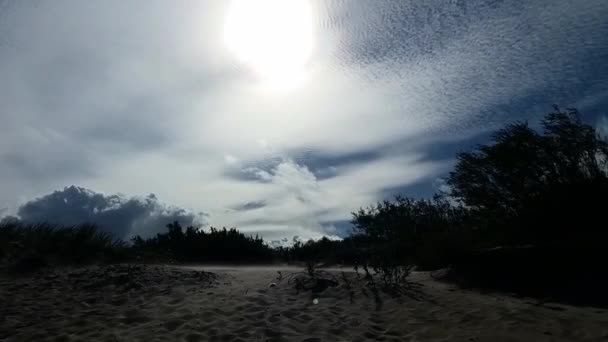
left=267, top=313, right=283, bottom=323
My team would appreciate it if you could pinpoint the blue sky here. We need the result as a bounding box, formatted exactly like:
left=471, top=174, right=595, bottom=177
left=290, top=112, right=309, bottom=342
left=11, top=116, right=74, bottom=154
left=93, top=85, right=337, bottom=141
left=1, top=0, right=607, bottom=243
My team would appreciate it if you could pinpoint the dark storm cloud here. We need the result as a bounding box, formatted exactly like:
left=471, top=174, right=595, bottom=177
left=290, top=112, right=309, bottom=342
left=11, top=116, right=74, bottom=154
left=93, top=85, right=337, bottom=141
left=17, top=186, right=205, bottom=239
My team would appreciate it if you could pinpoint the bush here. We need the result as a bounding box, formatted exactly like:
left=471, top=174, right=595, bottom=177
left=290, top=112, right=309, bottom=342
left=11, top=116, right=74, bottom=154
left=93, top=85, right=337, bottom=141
left=445, top=245, right=608, bottom=307
left=447, top=106, right=608, bottom=247
left=0, top=222, right=126, bottom=271
left=130, top=221, right=275, bottom=263
left=352, top=195, right=471, bottom=270
left=352, top=107, right=608, bottom=286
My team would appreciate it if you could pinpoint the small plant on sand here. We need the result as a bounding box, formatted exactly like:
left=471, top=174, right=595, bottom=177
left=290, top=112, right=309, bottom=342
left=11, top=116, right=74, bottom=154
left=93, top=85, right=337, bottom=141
left=352, top=246, right=375, bottom=281
left=281, top=261, right=339, bottom=294
left=361, top=262, right=373, bottom=280
left=375, top=264, right=413, bottom=288
left=305, top=260, right=317, bottom=279
left=340, top=271, right=356, bottom=303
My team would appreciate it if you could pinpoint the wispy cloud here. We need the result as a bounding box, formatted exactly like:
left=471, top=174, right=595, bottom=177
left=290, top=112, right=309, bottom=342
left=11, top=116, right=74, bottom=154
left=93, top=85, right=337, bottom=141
left=231, top=200, right=267, bottom=212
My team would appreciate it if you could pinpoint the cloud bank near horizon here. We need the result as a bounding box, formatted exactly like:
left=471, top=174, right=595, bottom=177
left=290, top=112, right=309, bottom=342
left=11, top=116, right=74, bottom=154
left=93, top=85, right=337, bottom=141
left=8, top=186, right=206, bottom=239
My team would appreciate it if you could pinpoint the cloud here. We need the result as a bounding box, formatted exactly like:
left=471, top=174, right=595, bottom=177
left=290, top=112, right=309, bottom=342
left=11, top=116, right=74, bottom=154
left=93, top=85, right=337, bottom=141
left=16, top=186, right=206, bottom=239
left=1, top=0, right=607, bottom=241
left=231, top=200, right=267, bottom=212
left=214, top=155, right=448, bottom=240
left=268, top=238, right=290, bottom=248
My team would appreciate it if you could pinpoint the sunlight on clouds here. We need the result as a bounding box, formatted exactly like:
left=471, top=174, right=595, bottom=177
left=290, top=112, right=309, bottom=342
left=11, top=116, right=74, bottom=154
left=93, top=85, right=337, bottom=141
left=206, top=156, right=450, bottom=239
left=224, top=0, right=314, bottom=89
left=224, top=154, right=238, bottom=164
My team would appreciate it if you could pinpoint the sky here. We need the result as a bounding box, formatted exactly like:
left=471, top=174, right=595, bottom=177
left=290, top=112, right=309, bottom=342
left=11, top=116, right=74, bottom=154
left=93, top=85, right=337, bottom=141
left=1, top=0, right=608, bottom=244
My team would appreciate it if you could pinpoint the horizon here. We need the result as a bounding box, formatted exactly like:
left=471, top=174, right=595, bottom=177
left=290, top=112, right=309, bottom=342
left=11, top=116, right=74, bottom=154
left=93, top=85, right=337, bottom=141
left=2, top=0, right=608, bottom=244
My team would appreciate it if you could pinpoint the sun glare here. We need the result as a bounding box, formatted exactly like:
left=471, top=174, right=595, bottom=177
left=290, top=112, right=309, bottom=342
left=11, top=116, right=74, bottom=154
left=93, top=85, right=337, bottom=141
left=224, top=0, right=314, bottom=87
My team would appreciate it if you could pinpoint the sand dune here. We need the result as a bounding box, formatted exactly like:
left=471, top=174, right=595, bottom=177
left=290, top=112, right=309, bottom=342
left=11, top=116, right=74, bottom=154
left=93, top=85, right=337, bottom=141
left=1, top=265, right=607, bottom=341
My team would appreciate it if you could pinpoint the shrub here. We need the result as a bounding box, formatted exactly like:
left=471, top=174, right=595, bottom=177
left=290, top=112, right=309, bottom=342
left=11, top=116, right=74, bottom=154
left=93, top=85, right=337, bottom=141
left=0, top=222, right=125, bottom=271
left=350, top=107, right=608, bottom=277
left=130, top=221, right=275, bottom=263
left=447, top=106, right=608, bottom=247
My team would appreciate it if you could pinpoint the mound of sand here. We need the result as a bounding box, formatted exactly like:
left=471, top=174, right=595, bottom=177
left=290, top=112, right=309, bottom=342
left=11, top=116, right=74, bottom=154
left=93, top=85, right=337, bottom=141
left=1, top=265, right=218, bottom=341
left=1, top=265, right=607, bottom=341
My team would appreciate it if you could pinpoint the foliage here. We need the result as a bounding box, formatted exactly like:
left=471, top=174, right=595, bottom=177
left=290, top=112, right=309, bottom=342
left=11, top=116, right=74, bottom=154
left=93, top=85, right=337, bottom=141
left=0, top=220, right=275, bottom=271
left=280, top=262, right=339, bottom=294
left=276, top=235, right=365, bottom=266
left=130, top=221, right=275, bottom=263
left=447, top=106, right=608, bottom=246
left=350, top=106, right=608, bottom=278
left=371, top=258, right=413, bottom=287
left=352, top=195, right=471, bottom=269
left=0, top=221, right=126, bottom=271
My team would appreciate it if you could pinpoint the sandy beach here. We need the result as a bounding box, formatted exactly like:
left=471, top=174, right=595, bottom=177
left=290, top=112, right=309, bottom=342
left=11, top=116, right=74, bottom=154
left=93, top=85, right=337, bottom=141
left=1, top=264, right=607, bottom=342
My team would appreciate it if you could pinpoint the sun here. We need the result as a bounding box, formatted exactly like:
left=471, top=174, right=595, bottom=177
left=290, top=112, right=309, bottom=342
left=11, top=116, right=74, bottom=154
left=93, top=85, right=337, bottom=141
left=224, top=0, right=314, bottom=86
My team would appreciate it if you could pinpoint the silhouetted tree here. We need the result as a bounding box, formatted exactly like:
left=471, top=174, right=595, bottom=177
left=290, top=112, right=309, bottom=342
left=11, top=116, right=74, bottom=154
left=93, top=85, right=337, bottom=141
left=351, top=195, right=470, bottom=269
left=1, top=222, right=127, bottom=270
left=349, top=106, right=608, bottom=271
left=130, top=223, right=275, bottom=263
left=447, top=106, right=608, bottom=246
left=166, top=221, right=185, bottom=241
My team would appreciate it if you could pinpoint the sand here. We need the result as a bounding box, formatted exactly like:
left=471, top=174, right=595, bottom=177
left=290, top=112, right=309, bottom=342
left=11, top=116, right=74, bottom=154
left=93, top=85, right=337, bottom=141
left=1, top=264, right=607, bottom=342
